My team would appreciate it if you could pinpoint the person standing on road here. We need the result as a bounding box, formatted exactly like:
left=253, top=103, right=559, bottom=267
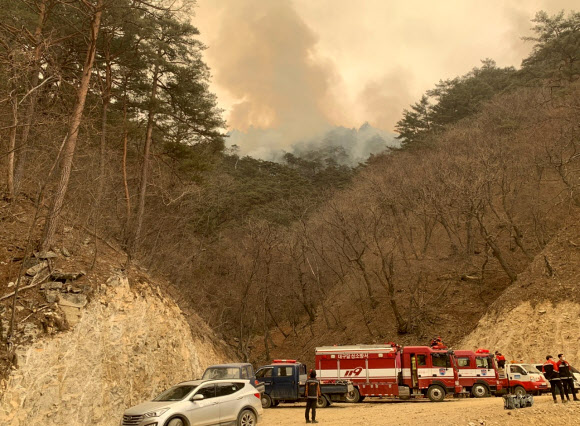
left=305, top=370, right=321, bottom=424
left=557, top=353, right=579, bottom=402
left=543, top=355, right=566, bottom=403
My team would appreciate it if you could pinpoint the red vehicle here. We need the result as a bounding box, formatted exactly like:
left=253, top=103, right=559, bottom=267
left=498, top=363, right=550, bottom=396
left=315, top=344, right=462, bottom=402
left=454, top=349, right=502, bottom=397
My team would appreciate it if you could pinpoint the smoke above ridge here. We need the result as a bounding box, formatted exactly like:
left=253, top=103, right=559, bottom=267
left=195, top=0, right=578, bottom=162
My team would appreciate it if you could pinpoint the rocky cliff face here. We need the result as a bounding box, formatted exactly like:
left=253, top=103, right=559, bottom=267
left=0, top=274, right=229, bottom=426
left=460, top=216, right=580, bottom=366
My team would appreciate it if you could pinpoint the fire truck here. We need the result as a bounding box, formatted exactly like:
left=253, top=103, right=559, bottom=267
left=315, top=344, right=462, bottom=402
left=454, top=349, right=502, bottom=397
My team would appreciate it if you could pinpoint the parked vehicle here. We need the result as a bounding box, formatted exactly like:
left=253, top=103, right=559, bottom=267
left=498, top=363, right=550, bottom=396
left=454, top=349, right=502, bottom=397
left=315, top=344, right=463, bottom=402
left=121, top=379, right=262, bottom=426
left=202, top=363, right=265, bottom=395
left=255, top=359, right=353, bottom=408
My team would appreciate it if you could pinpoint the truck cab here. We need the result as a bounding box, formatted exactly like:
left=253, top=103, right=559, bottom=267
left=499, top=363, right=549, bottom=396
left=401, top=346, right=462, bottom=401
left=454, top=349, right=501, bottom=397
left=256, top=359, right=352, bottom=409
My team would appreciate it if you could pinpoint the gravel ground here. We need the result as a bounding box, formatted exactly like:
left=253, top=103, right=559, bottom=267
left=262, top=395, right=580, bottom=425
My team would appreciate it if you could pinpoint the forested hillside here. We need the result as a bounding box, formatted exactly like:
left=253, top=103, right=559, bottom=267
left=1, top=2, right=579, bottom=370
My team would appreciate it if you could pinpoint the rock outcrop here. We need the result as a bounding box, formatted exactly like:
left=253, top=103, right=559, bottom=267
left=460, top=216, right=580, bottom=366
left=0, top=274, right=228, bottom=426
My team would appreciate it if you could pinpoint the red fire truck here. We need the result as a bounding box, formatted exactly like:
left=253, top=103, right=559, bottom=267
left=315, top=344, right=462, bottom=402
left=454, top=349, right=502, bottom=397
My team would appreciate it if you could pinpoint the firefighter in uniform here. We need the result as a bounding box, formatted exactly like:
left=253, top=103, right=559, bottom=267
left=543, top=355, right=566, bottom=403
left=495, top=351, right=506, bottom=369
left=558, top=353, right=579, bottom=402
left=305, top=370, right=321, bottom=424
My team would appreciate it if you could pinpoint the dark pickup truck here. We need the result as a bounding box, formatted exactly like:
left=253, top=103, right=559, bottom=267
left=256, top=359, right=353, bottom=408
left=202, top=363, right=266, bottom=395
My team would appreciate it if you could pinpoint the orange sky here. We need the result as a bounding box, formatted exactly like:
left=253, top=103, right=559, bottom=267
left=194, top=0, right=576, bottom=137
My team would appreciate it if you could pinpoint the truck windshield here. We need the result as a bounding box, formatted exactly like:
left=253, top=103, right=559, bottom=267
left=202, top=367, right=239, bottom=380
left=521, top=364, right=541, bottom=374
left=432, top=353, right=451, bottom=368
left=154, top=385, right=195, bottom=401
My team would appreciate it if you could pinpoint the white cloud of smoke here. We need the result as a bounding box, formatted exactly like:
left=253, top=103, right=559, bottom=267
left=195, top=0, right=578, bottom=161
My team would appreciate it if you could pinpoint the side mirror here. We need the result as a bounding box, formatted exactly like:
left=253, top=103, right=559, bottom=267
left=192, top=394, right=205, bottom=401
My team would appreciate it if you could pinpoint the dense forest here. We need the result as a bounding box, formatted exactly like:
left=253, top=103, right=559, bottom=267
left=1, top=2, right=579, bottom=362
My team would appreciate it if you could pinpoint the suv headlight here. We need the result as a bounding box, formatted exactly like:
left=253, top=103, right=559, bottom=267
left=144, top=408, right=169, bottom=418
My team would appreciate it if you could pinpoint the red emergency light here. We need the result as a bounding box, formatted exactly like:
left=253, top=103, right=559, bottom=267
left=475, top=348, right=490, bottom=354
left=272, top=359, right=297, bottom=363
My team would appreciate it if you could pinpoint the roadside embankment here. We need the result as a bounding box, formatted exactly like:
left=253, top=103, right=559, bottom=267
left=0, top=274, right=228, bottom=426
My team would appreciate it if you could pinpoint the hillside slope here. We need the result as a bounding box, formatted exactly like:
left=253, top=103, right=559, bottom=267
left=461, top=213, right=580, bottom=365
left=0, top=199, right=230, bottom=425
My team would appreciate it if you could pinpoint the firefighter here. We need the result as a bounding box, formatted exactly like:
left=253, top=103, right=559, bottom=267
left=557, top=353, right=579, bottom=402
left=305, top=370, right=321, bottom=424
left=543, top=355, right=566, bottom=403
left=495, top=351, right=506, bottom=369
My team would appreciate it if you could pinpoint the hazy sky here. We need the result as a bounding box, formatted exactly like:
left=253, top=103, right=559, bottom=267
left=194, top=0, right=576, bottom=149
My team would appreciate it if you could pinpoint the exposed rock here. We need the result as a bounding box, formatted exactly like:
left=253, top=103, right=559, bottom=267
left=44, top=290, right=59, bottom=304
left=40, top=282, right=63, bottom=291
left=61, top=247, right=71, bottom=257
left=20, top=322, right=39, bottom=343
left=58, top=293, right=87, bottom=308
left=57, top=293, right=88, bottom=325
left=35, top=251, right=58, bottom=259
left=0, top=274, right=228, bottom=425
left=50, top=270, right=86, bottom=282
left=26, top=261, right=47, bottom=276
left=7, top=282, right=14, bottom=288
left=40, top=311, right=68, bottom=334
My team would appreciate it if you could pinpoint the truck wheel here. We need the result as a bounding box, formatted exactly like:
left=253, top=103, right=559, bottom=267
left=316, top=396, right=329, bottom=408
left=261, top=394, right=272, bottom=409
left=237, top=409, right=257, bottom=426
left=471, top=384, right=489, bottom=398
left=514, top=386, right=526, bottom=397
left=427, top=385, right=446, bottom=402
left=345, top=387, right=361, bottom=403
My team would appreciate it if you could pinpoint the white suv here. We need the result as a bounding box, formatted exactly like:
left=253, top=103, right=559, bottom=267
left=121, top=379, right=263, bottom=426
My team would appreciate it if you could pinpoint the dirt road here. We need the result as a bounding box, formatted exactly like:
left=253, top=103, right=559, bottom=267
left=262, top=395, right=580, bottom=425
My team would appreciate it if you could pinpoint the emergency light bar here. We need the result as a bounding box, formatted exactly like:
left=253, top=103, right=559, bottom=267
left=272, top=359, right=297, bottom=363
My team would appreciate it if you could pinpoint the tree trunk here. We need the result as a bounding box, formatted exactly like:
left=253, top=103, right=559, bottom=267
left=121, top=87, right=131, bottom=243
left=14, top=0, right=49, bottom=193
left=6, top=98, right=17, bottom=201
left=131, top=64, right=159, bottom=256
left=41, top=0, right=104, bottom=251
left=96, top=54, right=111, bottom=210
left=477, top=216, right=517, bottom=282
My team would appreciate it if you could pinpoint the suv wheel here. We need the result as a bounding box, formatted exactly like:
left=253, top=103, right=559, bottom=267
left=166, top=418, right=185, bottom=426
left=238, top=409, right=257, bottom=426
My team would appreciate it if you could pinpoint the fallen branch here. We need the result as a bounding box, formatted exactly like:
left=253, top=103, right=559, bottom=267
left=0, top=269, right=50, bottom=301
